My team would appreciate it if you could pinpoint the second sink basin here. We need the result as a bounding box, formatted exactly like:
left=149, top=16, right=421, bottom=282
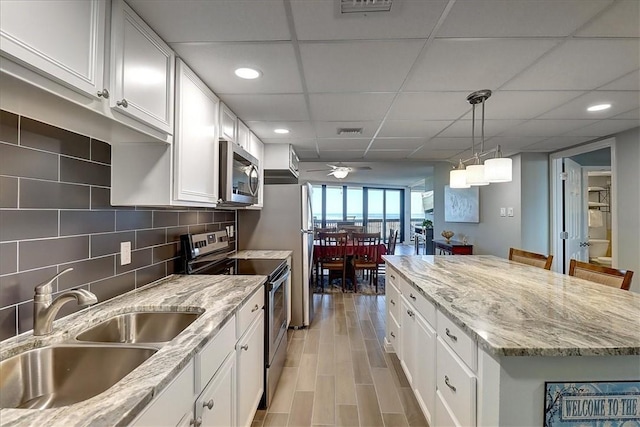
left=76, top=311, right=201, bottom=345
left=0, top=345, right=157, bottom=409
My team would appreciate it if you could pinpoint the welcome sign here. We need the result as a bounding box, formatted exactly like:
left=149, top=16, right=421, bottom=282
left=545, top=381, right=640, bottom=426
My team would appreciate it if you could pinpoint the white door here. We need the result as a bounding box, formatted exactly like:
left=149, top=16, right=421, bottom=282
left=236, top=312, right=264, bottom=427
left=564, top=158, right=588, bottom=272
left=400, top=297, right=415, bottom=385
left=197, top=354, right=236, bottom=427
left=414, top=313, right=436, bottom=426
left=110, top=0, right=175, bottom=134
left=0, top=0, right=107, bottom=98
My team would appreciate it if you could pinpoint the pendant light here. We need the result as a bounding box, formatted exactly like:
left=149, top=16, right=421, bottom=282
left=465, top=90, right=490, bottom=186
left=448, top=89, right=513, bottom=188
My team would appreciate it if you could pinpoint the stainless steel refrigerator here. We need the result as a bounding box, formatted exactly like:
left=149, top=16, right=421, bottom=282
left=238, top=183, right=314, bottom=328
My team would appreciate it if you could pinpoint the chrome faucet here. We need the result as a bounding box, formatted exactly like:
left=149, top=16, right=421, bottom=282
left=33, top=268, right=98, bottom=336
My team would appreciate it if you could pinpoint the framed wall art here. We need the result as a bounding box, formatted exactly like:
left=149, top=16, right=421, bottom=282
left=444, top=185, right=480, bottom=223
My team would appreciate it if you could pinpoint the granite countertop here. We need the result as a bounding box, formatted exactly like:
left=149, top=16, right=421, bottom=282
left=384, top=255, right=640, bottom=358
left=0, top=274, right=266, bottom=427
left=231, top=250, right=293, bottom=259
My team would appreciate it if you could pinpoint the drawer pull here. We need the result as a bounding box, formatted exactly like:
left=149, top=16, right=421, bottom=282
left=409, top=293, right=417, bottom=301
left=203, top=399, right=214, bottom=410
left=241, top=344, right=249, bottom=351
left=390, top=299, right=395, bottom=306
left=445, top=328, right=458, bottom=342
left=444, top=375, right=457, bottom=392
left=251, top=304, right=260, bottom=312
left=390, top=331, right=396, bottom=338
left=116, top=98, right=129, bottom=108
left=390, top=275, right=396, bottom=280
left=190, top=417, right=202, bottom=427
left=407, top=309, right=414, bottom=318
left=97, top=88, right=110, bottom=99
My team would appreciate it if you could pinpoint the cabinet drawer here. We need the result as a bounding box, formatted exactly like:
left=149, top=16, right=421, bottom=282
left=400, top=279, right=436, bottom=326
left=435, top=389, right=460, bottom=427
left=386, top=281, right=401, bottom=322
left=436, top=338, right=476, bottom=427
left=237, top=287, right=264, bottom=339
left=437, top=310, right=476, bottom=371
left=387, top=311, right=400, bottom=351
left=197, top=316, right=236, bottom=392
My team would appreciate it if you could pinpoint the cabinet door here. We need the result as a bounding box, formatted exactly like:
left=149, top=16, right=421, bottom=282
left=197, top=353, right=236, bottom=427
left=0, top=0, right=107, bottom=98
left=414, top=312, right=436, bottom=426
left=236, top=311, right=264, bottom=427
left=219, top=103, right=237, bottom=142
left=237, top=120, right=250, bottom=150
left=110, top=0, right=174, bottom=134
left=174, top=59, right=219, bottom=204
left=400, top=297, right=415, bottom=385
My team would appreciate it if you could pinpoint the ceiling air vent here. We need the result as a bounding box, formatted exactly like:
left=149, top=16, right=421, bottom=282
left=337, top=127, right=364, bottom=136
left=339, top=0, right=393, bottom=14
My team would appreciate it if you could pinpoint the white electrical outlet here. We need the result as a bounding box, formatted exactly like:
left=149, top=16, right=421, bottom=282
left=500, top=207, right=506, bottom=217
left=507, top=207, right=514, bottom=217
left=120, top=241, right=131, bottom=265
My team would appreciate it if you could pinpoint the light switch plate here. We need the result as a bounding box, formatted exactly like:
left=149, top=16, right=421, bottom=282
left=500, top=207, right=506, bottom=217
left=120, top=241, right=131, bottom=265
left=507, top=207, right=514, bottom=217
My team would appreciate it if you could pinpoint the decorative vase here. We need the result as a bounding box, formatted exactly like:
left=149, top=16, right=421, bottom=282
left=441, top=230, right=454, bottom=243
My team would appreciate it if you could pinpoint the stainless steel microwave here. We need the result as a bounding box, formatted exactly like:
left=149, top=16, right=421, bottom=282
left=218, top=140, right=260, bottom=206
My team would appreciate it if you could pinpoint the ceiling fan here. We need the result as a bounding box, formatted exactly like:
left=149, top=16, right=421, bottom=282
left=306, top=163, right=372, bottom=179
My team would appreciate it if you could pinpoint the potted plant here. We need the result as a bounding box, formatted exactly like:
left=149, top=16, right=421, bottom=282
left=422, top=219, right=433, bottom=229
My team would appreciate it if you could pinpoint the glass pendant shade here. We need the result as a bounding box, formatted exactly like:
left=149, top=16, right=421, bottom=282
left=485, top=157, right=513, bottom=182
left=450, top=168, right=470, bottom=188
left=465, top=164, right=489, bottom=186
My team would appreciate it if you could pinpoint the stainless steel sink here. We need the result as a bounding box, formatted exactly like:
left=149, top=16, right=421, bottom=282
left=76, top=311, right=201, bottom=345
left=0, top=345, right=157, bottom=409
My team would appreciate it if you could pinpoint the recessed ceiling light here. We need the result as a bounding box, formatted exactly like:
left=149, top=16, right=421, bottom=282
left=587, top=103, right=611, bottom=112
left=234, top=67, right=261, bottom=79
left=274, top=128, right=290, bottom=134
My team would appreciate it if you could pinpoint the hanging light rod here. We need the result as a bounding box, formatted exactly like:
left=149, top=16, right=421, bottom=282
left=450, top=89, right=513, bottom=188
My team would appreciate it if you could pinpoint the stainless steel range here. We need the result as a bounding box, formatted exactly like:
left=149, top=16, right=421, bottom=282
left=180, top=230, right=289, bottom=409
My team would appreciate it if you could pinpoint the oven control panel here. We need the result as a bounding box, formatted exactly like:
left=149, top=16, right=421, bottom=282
left=181, top=230, right=230, bottom=260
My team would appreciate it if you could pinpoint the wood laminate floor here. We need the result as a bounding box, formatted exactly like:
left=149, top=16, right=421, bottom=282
left=251, top=279, right=428, bottom=427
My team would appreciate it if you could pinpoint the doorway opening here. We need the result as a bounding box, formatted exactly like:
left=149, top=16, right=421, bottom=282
left=550, top=139, right=616, bottom=273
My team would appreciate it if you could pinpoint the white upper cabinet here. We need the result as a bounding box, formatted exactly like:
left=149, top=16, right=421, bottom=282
left=173, top=59, right=219, bottom=204
left=236, top=120, right=250, bottom=150
left=0, top=0, right=107, bottom=99
left=219, top=103, right=237, bottom=143
left=110, top=0, right=175, bottom=134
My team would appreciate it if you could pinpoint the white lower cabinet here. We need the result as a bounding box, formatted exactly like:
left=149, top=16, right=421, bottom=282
left=414, top=309, right=436, bottom=425
left=236, top=310, right=265, bottom=427
left=196, top=353, right=236, bottom=427
left=399, top=296, right=416, bottom=385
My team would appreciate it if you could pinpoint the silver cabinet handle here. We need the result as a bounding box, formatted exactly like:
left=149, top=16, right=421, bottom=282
left=409, top=293, right=416, bottom=301
left=445, top=328, right=458, bottom=342
left=444, top=375, right=456, bottom=392
left=116, top=99, right=128, bottom=108
left=190, top=417, right=202, bottom=427
left=203, top=399, right=214, bottom=410
left=390, top=275, right=396, bottom=280
left=390, top=299, right=395, bottom=306
left=406, top=309, right=414, bottom=318
left=251, top=304, right=260, bottom=312
left=97, top=88, right=109, bottom=99
left=390, top=331, right=395, bottom=338
left=241, top=344, right=249, bottom=351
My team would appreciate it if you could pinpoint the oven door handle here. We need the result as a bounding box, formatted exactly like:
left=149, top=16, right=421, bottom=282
left=269, top=269, right=290, bottom=292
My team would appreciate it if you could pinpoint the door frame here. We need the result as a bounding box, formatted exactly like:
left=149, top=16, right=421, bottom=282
left=550, top=138, right=617, bottom=273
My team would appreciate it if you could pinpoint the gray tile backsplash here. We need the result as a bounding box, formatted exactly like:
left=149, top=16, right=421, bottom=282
left=0, top=110, right=237, bottom=339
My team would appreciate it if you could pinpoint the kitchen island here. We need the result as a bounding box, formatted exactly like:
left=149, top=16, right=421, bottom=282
left=0, top=274, right=266, bottom=427
left=384, top=255, right=640, bottom=426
